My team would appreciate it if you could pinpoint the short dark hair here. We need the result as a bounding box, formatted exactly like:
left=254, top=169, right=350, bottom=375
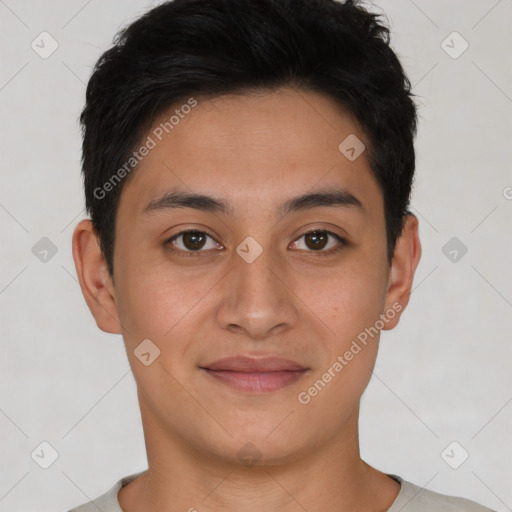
left=80, top=0, right=418, bottom=277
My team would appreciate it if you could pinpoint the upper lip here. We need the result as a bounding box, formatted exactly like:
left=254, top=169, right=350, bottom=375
left=200, top=356, right=308, bottom=372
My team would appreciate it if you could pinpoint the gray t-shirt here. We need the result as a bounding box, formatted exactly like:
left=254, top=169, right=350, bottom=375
left=68, top=472, right=496, bottom=512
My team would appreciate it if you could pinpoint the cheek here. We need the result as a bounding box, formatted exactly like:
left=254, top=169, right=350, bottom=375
left=113, top=249, right=170, bottom=336
left=113, top=270, right=204, bottom=397
left=294, top=271, right=385, bottom=417
left=113, top=258, right=219, bottom=354
left=304, top=258, right=388, bottom=344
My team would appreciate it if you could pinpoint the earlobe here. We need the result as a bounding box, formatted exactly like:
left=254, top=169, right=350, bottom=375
left=72, top=219, right=122, bottom=334
left=382, top=213, right=422, bottom=330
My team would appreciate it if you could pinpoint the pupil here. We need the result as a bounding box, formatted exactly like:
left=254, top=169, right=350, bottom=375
left=184, top=232, right=205, bottom=250
left=306, top=231, right=327, bottom=250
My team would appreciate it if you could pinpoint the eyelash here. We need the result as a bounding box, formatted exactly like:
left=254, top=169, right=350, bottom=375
left=164, top=229, right=347, bottom=257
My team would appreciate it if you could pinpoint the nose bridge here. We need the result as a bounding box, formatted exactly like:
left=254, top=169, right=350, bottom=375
left=216, top=238, right=297, bottom=338
left=236, top=241, right=280, bottom=298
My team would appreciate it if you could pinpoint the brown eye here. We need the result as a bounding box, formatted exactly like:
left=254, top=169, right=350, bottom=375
left=291, top=230, right=346, bottom=254
left=304, top=231, right=329, bottom=250
left=181, top=231, right=206, bottom=250
left=167, top=230, right=221, bottom=253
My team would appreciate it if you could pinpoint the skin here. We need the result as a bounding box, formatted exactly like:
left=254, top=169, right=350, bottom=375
left=73, top=86, right=421, bottom=512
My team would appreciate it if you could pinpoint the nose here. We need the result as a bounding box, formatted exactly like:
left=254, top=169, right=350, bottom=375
left=216, top=244, right=299, bottom=340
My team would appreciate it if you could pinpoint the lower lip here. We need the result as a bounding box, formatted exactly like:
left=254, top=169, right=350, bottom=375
left=202, top=369, right=308, bottom=392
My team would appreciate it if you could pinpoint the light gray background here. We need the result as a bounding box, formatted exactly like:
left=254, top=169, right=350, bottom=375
left=1, top=1, right=511, bottom=511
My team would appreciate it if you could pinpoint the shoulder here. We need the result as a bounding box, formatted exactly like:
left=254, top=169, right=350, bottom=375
left=388, top=476, right=496, bottom=512
left=67, top=471, right=145, bottom=512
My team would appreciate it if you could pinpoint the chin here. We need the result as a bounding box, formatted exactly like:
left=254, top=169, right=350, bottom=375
left=207, top=416, right=315, bottom=467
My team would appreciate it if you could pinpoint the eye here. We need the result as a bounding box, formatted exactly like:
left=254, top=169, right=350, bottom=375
left=290, top=230, right=346, bottom=255
left=166, top=230, right=222, bottom=255
left=165, top=228, right=347, bottom=257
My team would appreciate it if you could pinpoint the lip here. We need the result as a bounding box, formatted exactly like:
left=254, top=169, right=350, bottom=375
left=200, top=356, right=309, bottom=393
left=202, top=356, right=307, bottom=372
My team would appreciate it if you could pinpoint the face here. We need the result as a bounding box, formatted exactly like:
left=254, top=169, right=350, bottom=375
left=74, top=87, right=420, bottom=466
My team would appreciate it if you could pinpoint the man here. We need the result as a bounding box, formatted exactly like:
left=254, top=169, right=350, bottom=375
left=69, top=0, right=495, bottom=510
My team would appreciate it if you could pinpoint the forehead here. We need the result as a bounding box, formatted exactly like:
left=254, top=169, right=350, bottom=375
left=118, top=87, right=382, bottom=218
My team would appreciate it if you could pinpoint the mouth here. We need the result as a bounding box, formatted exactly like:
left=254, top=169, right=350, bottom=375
left=199, top=356, right=310, bottom=393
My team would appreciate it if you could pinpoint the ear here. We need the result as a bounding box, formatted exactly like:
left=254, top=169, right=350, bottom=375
left=382, top=213, right=422, bottom=330
left=72, top=219, right=122, bottom=334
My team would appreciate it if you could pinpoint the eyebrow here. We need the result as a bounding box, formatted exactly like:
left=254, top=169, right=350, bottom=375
left=143, top=185, right=363, bottom=218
